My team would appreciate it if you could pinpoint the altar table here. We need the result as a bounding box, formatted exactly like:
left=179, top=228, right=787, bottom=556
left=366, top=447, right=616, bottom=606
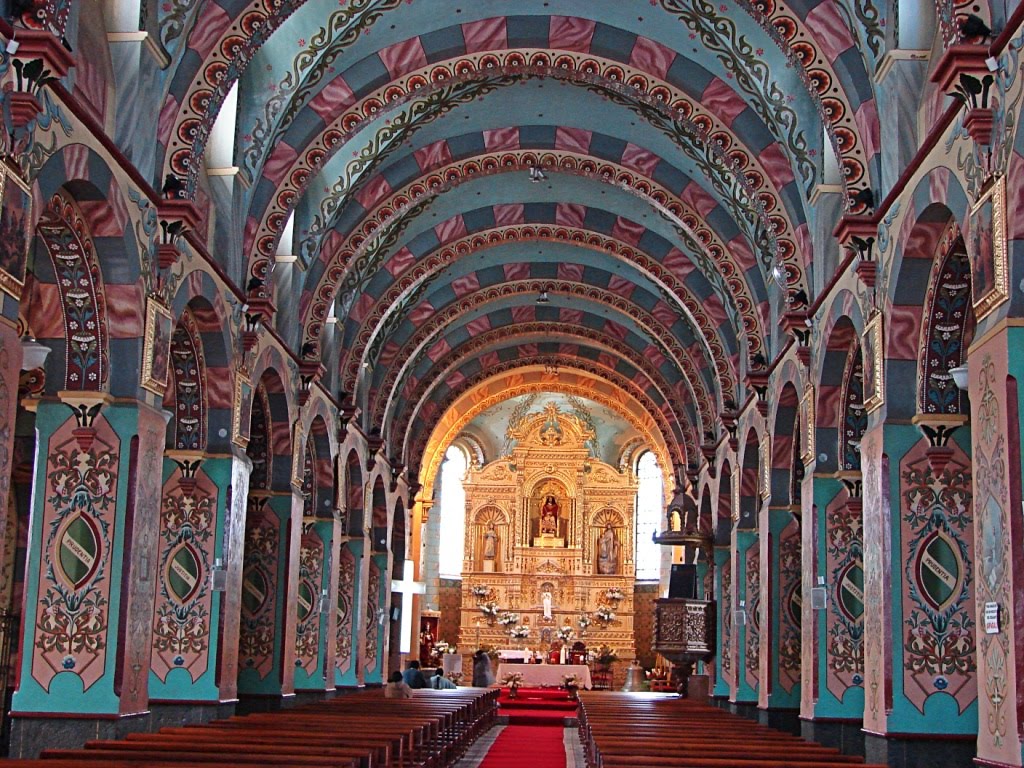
left=497, top=649, right=531, bottom=662
left=496, top=662, right=592, bottom=689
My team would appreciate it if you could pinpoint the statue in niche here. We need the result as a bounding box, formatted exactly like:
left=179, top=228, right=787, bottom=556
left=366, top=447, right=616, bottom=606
left=597, top=523, right=620, bottom=575
left=482, top=522, right=498, bottom=560
left=540, top=495, right=560, bottom=536
left=542, top=591, right=553, bottom=619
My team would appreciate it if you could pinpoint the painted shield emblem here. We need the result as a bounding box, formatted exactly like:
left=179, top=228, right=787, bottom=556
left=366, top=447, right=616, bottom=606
left=787, top=583, right=802, bottom=626
left=297, top=579, right=316, bottom=621
left=167, top=543, right=201, bottom=604
left=57, top=513, right=100, bottom=590
left=916, top=529, right=962, bottom=611
left=241, top=566, right=269, bottom=616
left=837, top=560, right=864, bottom=622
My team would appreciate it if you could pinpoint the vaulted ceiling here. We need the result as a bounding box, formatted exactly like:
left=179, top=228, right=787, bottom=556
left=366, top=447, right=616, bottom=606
left=155, top=0, right=883, bottom=477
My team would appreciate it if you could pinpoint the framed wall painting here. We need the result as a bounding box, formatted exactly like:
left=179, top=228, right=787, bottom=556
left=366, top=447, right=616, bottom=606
left=231, top=369, right=252, bottom=449
left=969, top=175, right=1008, bottom=319
left=862, top=311, right=885, bottom=413
left=0, top=160, right=33, bottom=300
left=141, top=296, right=173, bottom=395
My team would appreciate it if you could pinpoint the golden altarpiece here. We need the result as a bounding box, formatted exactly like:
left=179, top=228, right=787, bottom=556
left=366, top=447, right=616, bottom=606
left=458, top=405, right=637, bottom=674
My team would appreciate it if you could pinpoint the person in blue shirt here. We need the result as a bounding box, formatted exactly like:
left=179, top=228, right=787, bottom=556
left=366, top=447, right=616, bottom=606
left=429, top=667, right=457, bottom=689
left=402, top=659, right=428, bottom=689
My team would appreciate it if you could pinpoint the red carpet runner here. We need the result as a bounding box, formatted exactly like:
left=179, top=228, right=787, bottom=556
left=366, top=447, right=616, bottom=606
left=477, top=724, right=567, bottom=768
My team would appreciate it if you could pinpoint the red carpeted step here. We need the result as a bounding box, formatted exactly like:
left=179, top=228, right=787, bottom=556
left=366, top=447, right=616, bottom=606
left=479, top=724, right=567, bottom=768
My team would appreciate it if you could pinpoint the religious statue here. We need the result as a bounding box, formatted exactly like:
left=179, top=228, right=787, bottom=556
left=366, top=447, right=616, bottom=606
left=542, top=591, right=553, bottom=619
left=482, top=522, right=498, bottom=560
left=540, top=495, right=559, bottom=536
left=597, top=524, right=619, bottom=575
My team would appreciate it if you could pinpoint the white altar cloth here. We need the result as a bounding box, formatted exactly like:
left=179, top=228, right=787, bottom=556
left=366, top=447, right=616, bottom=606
left=496, top=663, right=592, bottom=689
left=497, top=649, right=531, bottom=662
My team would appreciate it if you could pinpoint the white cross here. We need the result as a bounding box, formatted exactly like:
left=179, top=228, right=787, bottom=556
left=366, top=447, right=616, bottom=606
left=392, top=559, right=426, bottom=654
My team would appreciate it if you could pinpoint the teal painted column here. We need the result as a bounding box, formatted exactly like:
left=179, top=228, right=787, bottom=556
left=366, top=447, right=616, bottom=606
left=363, top=552, right=389, bottom=685
left=732, top=530, right=758, bottom=703
left=293, top=519, right=338, bottom=691
left=237, top=492, right=293, bottom=696
left=12, top=395, right=164, bottom=716
left=712, top=546, right=730, bottom=698
left=148, top=453, right=242, bottom=703
left=335, top=538, right=363, bottom=687
left=809, top=475, right=865, bottom=719
left=860, top=422, right=977, bottom=736
left=761, top=505, right=801, bottom=709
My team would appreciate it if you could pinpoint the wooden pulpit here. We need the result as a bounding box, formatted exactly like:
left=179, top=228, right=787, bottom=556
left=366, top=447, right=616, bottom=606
left=653, top=598, right=714, bottom=698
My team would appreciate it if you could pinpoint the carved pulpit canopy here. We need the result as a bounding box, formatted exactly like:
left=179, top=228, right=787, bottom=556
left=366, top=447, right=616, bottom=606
left=507, top=403, right=595, bottom=451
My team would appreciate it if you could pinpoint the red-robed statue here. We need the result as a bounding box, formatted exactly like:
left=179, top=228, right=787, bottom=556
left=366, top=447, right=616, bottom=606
left=540, top=495, right=559, bottom=536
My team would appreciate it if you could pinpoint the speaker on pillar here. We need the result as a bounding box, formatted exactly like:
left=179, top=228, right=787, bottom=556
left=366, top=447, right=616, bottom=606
left=669, top=564, right=698, bottom=599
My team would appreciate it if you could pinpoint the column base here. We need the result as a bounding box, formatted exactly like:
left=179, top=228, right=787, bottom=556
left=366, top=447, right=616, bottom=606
left=800, top=719, right=866, bottom=758
left=863, top=731, right=975, bottom=768
left=8, top=701, right=239, bottom=758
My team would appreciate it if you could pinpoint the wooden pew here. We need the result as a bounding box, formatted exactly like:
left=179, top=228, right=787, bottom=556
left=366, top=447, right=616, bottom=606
left=1, top=687, right=496, bottom=768
left=577, top=692, right=887, bottom=768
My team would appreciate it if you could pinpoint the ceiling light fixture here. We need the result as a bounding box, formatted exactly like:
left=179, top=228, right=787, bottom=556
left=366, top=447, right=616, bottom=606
left=529, top=166, right=547, bottom=183
left=536, top=290, right=550, bottom=304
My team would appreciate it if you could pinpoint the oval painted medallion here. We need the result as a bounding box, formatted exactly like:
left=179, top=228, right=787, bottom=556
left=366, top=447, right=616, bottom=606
left=57, top=513, right=100, bottom=590
left=167, top=543, right=202, bottom=604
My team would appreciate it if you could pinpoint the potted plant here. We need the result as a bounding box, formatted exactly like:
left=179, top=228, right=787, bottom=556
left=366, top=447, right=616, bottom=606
left=563, top=673, right=580, bottom=701
left=479, top=601, right=500, bottom=625
left=595, top=605, right=616, bottom=626
left=593, top=645, right=618, bottom=672
left=502, top=671, right=524, bottom=699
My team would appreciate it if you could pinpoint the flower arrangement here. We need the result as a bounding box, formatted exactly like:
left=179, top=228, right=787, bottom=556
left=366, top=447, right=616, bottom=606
left=578, top=613, right=592, bottom=631
left=471, top=585, right=491, bottom=599
left=509, top=624, right=530, bottom=639
left=433, top=640, right=457, bottom=655
left=594, top=645, right=619, bottom=665
left=448, top=671, right=463, bottom=685
left=556, top=624, right=575, bottom=643
left=479, top=601, right=500, bottom=620
left=502, top=671, right=524, bottom=688
left=497, top=611, right=519, bottom=627
left=595, top=605, right=616, bottom=623
left=604, top=587, right=625, bottom=602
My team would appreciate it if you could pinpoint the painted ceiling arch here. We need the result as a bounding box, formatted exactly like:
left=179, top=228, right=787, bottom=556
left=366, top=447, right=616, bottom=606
left=341, top=225, right=742, bottom=401
left=378, top=320, right=701, bottom=446
left=360, top=277, right=713, bottom=436
left=138, top=0, right=901, bottom=476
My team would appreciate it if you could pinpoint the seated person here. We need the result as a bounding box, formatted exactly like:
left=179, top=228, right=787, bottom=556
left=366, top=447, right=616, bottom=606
left=385, top=670, right=413, bottom=699
left=428, top=667, right=458, bottom=689
left=402, top=659, right=428, bottom=689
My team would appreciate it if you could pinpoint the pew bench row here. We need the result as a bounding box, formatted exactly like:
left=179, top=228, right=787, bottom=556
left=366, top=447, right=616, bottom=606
left=0, top=687, right=497, bottom=768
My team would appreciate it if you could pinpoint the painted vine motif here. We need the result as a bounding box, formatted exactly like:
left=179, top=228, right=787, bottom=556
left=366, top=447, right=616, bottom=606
left=36, top=196, right=109, bottom=392
left=826, top=490, right=864, bottom=700
left=841, top=347, right=866, bottom=472
left=900, top=446, right=976, bottom=714
left=151, top=467, right=215, bottom=682
left=238, top=499, right=279, bottom=680
left=294, top=532, right=324, bottom=676
left=32, top=414, right=118, bottom=693
left=919, top=235, right=972, bottom=415
left=364, top=557, right=380, bottom=674
left=169, top=309, right=207, bottom=451
left=745, top=544, right=760, bottom=691
left=336, top=545, right=355, bottom=678
left=778, top=519, right=802, bottom=694
left=973, top=355, right=1010, bottom=749
left=721, top=557, right=732, bottom=684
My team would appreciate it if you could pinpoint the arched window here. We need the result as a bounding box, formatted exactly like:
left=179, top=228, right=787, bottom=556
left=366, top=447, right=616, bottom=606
left=438, top=445, right=468, bottom=579
left=635, top=452, right=664, bottom=580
